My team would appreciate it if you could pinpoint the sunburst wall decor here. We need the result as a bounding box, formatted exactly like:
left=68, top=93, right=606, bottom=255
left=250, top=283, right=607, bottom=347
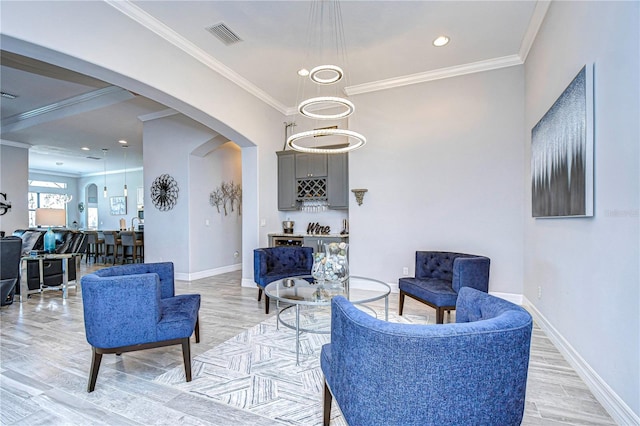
left=151, top=174, right=179, bottom=211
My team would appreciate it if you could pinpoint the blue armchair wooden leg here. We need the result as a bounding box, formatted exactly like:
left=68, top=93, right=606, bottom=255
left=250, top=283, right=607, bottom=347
left=399, top=290, right=406, bottom=315
left=257, top=288, right=263, bottom=301
left=264, top=294, right=270, bottom=314
left=323, top=380, right=332, bottom=426
left=194, top=316, right=200, bottom=343
left=181, top=338, right=192, bottom=382
left=88, top=348, right=103, bottom=393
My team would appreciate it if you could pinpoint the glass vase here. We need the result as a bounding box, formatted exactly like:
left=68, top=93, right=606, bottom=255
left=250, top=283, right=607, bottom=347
left=323, top=242, right=349, bottom=283
left=311, top=252, right=327, bottom=286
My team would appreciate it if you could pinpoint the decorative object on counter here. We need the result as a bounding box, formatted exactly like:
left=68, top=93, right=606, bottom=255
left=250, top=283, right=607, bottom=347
left=307, top=222, right=331, bottom=235
left=110, top=196, right=127, bottom=215
left=44, top=227, right=56, bottom=253
left=0, top=192, right=11, bottom=215
left=151, top=174, right=179, bottom=211
left=341, top=219, right=349, bottom=235
left=209, top=181, right=242, bottom=216
left=352, top=188, right=368, bottom=206
left=282, top=221, right=295, bottom=234
left=286, top=0, right=366, bottom=154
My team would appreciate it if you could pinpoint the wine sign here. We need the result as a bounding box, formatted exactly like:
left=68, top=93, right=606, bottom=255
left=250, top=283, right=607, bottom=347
left=307, top=222, right=331, bottom=235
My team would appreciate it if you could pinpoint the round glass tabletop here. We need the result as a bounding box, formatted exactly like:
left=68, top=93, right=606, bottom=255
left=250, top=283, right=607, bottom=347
left=264, top=275, right=390, bottom=306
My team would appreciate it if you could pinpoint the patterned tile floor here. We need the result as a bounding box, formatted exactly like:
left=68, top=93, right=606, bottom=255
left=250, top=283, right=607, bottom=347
left=0, top=263, right=616, bottom=425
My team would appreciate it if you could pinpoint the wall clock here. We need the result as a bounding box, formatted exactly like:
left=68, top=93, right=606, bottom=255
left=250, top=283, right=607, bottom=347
left=150, top=174, right=179, bottom=211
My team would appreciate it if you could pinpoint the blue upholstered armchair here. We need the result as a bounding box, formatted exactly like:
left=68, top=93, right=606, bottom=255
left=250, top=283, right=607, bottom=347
left=253, top=246, right=314, bottom=314
left=81, top=262, right=200, bottom=392
left=321, top=288, right=533, bottom=426
left=399, top=251, right=490, bottom=323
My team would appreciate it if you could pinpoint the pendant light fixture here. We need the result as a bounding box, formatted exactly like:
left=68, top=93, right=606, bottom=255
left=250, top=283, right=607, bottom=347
left=122, top=145, right=128, bottom=197
left=102, top=148, right=108, bottom=198
left=287, top=0, right=366, bottom=154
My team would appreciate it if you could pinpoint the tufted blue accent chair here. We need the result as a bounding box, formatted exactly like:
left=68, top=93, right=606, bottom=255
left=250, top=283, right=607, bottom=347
left=399, top=251, right=490, bottom=323
left=321, top=288, right=533, bottom=426
left=81, top=262, right=200, bottom=392
left=254, top=246, right=314, bottom=314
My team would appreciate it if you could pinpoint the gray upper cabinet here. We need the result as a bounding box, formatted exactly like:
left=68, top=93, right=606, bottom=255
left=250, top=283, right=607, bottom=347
left=277, top=151, right=297, bottom=211
left=295, top=153, right=327, bottom=178
left=327, top=153, right=349, bottom=209
left=277, top=150, right=348, bottom=211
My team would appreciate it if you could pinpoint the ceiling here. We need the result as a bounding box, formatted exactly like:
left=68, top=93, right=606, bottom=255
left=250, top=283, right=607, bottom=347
left=0, top=0, right=541, bottom=176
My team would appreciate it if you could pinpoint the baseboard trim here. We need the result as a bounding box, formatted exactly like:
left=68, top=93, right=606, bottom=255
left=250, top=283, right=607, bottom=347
left=241, top=277, right=256, bottom=288
left=523, top=297, right=639, bottom=425
left=175, top=263, right=242, bottom=282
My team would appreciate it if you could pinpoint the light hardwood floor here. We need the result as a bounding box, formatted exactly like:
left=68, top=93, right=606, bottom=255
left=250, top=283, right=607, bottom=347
left=0, top=262, right=616, bottom=425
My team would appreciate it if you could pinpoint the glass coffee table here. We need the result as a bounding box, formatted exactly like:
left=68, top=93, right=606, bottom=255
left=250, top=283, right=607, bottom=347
left=264, top=275, right=390, bottom=364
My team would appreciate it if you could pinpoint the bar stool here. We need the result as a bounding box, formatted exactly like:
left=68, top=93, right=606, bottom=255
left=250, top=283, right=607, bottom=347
left=103, top=231, right=122, bottom=265
left=84, top=231, right=103, bottom=263
left=96, top=231, right=106, bottom=263
left=120, top=231, right=143, bottom=263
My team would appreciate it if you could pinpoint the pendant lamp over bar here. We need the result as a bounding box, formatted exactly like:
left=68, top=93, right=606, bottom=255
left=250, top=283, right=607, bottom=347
left=102, top=148, right=108, bottom=198
left=122, top=145, right=128, bottom=197
left=287, top=0, right=366, bottom=154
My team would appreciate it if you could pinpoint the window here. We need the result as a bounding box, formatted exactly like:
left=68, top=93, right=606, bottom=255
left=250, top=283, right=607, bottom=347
left=28, top=192, right=69, bottom=227
left=28, top=180, right=67, bottom=189
left=87, top=207, right=98, bottom=229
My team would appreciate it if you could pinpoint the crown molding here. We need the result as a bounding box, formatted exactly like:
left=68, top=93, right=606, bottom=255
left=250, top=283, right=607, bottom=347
left=345, top=55, right=523, bottom=96
left=104, top=0, right=289, bottom=115
left=1, top=139, right=32, bottom=149
left=138, top=108, right=178, bottom=122
left=1, top=86, right=134, bottom=133
left=519, top=0, right=552, bottom=61
left=105, top=0, right=548, bottom=111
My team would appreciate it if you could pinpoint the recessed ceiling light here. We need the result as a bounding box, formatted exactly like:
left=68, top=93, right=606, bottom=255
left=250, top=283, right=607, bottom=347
left=298, top=68, right=310, bottom=77
left=118, top=139, right=128, bottom=144
left=81, top=147, right=90, bottom=151
left=56, top=162, right=63, bottom=166
left=433, top=35, right=450, bottom=47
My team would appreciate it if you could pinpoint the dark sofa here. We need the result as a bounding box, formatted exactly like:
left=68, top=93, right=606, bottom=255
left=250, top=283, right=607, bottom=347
left=13, top=229, right=87, bottom=292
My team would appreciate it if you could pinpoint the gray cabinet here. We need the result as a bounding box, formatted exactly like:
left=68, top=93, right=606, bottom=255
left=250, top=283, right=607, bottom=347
left=277, top=150, right=348, bottom=211
left=327, top=153, right=349, bottom=209
left=303, top=236, right=348, bottom=253
left=295, top=153, right=327, bottom=178
left=277, top=151, right=297, bottom=211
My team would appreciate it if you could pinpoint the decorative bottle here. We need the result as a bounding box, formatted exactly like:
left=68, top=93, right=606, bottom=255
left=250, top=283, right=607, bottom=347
left=44, top=227, right=56, bottom=253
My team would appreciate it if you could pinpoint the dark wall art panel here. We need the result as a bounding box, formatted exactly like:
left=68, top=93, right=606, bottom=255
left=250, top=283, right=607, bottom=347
left=531, top=65, right=594, bottom=218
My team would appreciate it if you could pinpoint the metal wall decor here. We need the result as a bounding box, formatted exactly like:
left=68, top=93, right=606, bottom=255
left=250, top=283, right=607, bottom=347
left=151, top=174, right=179, bottom=211
left=209, top=181, right=242, bottom=216
left=0, top=192, right=11, bottom=215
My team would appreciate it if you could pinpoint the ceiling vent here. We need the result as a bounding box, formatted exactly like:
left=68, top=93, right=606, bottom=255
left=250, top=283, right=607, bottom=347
left=86, top=156, right=102, bottom=160
left=206, top=22, right=242, bottom=46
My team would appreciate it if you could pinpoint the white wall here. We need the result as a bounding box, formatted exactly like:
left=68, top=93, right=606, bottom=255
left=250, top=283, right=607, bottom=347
left=142, top=113, right=217, bottom=276
left=524, top=1, right=639, bottom=421
left=349, top=66, right=525, bottom=294
left=0, top=143, right=29, bottom=234
left=189, top=141, right=242, bottom=276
